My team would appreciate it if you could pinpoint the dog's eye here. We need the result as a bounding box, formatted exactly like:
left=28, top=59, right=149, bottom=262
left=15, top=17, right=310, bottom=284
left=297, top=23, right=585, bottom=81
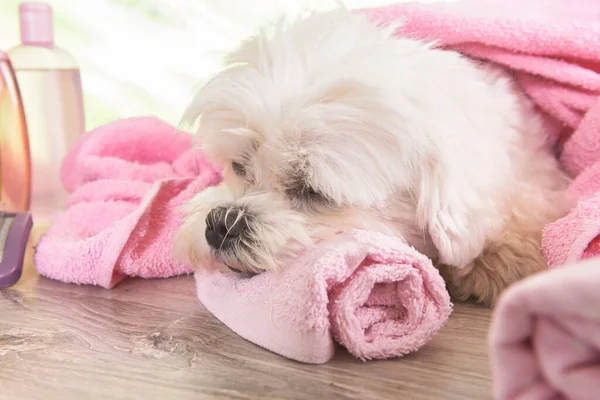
left=286, top=185, right=332, bottom=210
left=231, top=161, right=246, bottom=177
left=304, top=187, right=320, bottom=199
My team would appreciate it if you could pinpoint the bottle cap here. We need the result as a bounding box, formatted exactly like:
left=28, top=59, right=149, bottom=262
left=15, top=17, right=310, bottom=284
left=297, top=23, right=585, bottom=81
left=19, top=2, right=54, bottom=47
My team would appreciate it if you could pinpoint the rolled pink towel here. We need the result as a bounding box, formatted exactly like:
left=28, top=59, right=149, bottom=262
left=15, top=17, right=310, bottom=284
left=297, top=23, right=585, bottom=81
left=489, top=257, right=600, bottom=400
left=196, top=230, right=452, bottom=363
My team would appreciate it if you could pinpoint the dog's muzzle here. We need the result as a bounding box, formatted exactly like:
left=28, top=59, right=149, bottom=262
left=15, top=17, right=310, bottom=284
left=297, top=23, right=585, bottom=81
left=204, top=206, right=265, bottom=276
left=204, top=206, right=248, bottom=250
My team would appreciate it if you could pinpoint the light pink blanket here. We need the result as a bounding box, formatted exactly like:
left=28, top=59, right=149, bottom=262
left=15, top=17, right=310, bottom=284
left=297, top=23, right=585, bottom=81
left=35, top=116, right=452, bottom=362
left=490, top=257, right=600, bottom=400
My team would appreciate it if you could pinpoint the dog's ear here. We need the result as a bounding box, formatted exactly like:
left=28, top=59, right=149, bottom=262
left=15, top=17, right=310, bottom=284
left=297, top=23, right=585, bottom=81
left=225, top=34, right=262, bottom=68
left=416, top=156, right=504, bottom=267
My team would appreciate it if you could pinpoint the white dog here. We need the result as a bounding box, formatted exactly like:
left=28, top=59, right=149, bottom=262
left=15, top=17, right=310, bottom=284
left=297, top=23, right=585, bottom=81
left=174, top=10, right=571, bottom=306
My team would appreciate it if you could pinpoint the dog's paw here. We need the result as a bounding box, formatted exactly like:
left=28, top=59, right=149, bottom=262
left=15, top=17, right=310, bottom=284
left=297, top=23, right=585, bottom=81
left=440, top=263, right=500, bottom=307
left=429, top=210, right=484, bottom=267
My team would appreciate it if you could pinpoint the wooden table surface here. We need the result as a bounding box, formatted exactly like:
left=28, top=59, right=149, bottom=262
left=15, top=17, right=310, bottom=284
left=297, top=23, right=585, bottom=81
left=1, top=226, right=494, bottom=400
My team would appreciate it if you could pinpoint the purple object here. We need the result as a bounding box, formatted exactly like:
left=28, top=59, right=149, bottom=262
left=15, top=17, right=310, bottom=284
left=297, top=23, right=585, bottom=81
left=0, top=212, right=33, bottom=288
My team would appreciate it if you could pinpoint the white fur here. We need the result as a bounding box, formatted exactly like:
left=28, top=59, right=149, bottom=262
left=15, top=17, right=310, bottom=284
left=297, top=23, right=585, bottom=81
left=174, top=9, right=570, bottom=305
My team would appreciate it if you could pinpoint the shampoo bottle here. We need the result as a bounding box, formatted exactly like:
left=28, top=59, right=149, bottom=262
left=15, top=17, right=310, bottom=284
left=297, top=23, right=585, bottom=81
left=0, top=50, right=31, bottom=213
left=0, top=50, right=33, bottom=289
left=8, top=2, right=85, bottom=223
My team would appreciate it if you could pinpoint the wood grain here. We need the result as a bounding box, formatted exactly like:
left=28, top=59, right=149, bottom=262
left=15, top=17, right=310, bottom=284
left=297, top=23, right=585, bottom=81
left=0, top=226, right=493, bottom=400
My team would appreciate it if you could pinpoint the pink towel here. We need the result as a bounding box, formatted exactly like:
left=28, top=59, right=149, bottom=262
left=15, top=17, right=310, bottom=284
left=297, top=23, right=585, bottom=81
left=34, top=117, right=221, bottom=287
left=35, top=116, right=451, bottom=362
left=196, top=229, right=452, bottom=363
left=542, top=100, right=600, bottom=267
left=361, top=0, right=600, bottom=148
left=489, top=257, right=600, bottom=400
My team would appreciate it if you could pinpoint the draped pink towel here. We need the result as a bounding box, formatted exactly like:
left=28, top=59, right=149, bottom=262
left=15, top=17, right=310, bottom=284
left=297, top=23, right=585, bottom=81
left=543, top=99, right=600, bottom=267
left=361, top=0, right=600, bottom=149
left=34, top=116, right=452, bottom=362
left=489, top=257, right=600, bottom=400
left=34, top=117, right=221, bottom=287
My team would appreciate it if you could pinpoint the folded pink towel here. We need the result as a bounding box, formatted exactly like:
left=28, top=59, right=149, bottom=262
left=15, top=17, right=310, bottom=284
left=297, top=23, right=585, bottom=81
left=542, top=100, right=600, bottom=268
left=489, top=257, right=600, bottom=400
left=34, top=117, right=221, bottom=287
left=196, top=229, right=452, bottom=363
left=35, top=116, right=451, bottom=362
left=361, top=0, right=600, bottom=148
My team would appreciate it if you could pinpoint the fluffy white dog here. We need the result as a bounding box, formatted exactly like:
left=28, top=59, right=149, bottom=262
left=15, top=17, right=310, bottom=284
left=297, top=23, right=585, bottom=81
left=174, top=10, right=571, bottom=306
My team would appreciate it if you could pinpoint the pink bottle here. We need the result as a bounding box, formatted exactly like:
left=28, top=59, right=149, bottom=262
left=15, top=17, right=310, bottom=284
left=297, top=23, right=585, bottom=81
left=0, top=49, right=31, bottom=213
left=8, top=2, right=85, bottom=224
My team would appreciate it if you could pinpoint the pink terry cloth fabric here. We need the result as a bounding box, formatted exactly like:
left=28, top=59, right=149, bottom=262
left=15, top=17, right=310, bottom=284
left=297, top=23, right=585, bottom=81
left=34, top=116, right=221, bottom=288
left=542, top=99, right=600, bottom=268
left=489, top=257, right=600, bottom=400
left=360, top=0, right=600, bottom=148
left=196, top=229, right=452, bottom=363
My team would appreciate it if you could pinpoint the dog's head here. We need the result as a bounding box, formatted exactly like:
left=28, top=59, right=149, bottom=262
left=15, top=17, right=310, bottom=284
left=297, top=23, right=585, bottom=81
left=174, top=11, right=433, bottom=273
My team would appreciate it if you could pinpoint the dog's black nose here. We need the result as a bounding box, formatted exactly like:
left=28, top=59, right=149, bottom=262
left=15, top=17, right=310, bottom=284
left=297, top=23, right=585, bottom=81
left=205, top=206, right=247, bottom=249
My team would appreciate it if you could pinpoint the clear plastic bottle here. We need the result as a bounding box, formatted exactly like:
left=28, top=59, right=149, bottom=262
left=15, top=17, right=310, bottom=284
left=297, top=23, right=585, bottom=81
left=0, top=50, right=31, bottom=213
left=8, top=2, right=85, bottom=223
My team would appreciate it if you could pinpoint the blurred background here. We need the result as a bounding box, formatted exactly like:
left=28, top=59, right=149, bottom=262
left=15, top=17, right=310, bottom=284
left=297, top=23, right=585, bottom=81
left=0, top=0, right=449, bottom=131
